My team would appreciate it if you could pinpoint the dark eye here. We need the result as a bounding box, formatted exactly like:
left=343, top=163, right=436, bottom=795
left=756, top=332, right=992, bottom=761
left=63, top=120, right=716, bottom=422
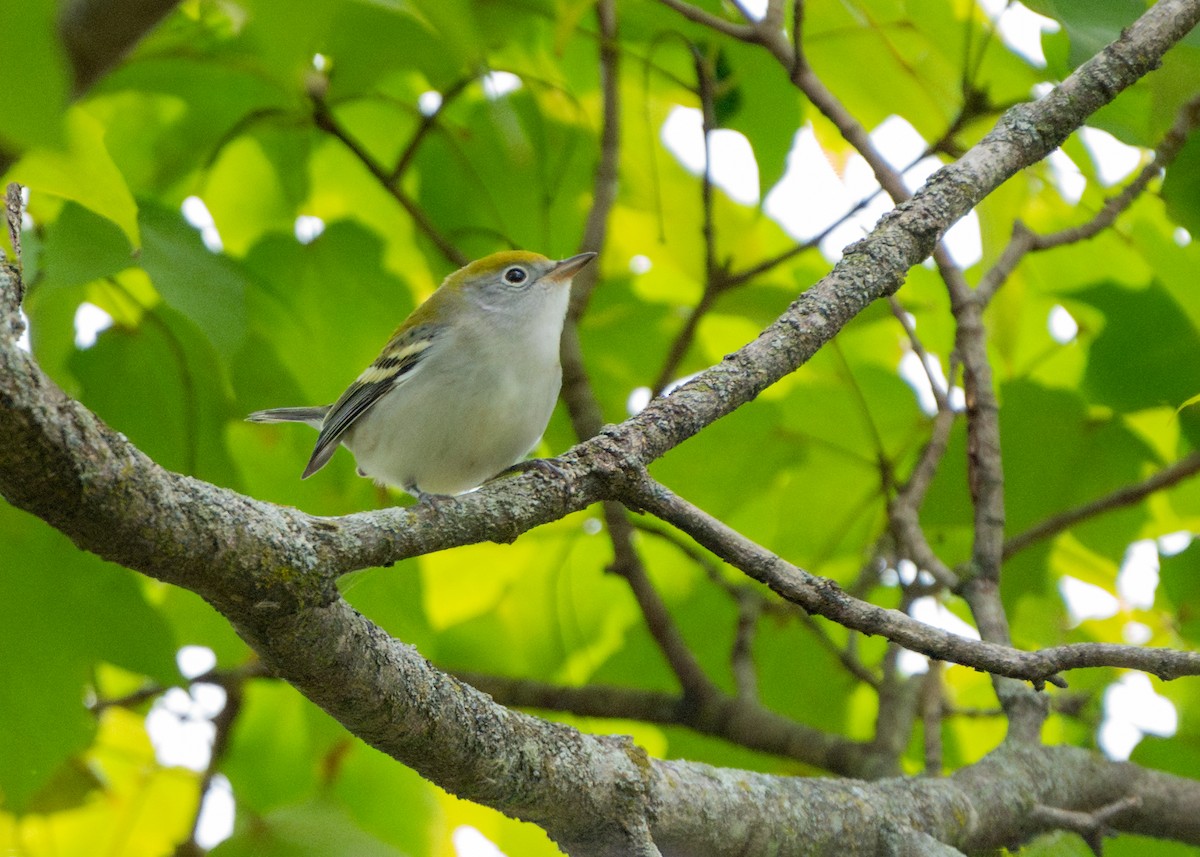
left=503, top=266, right=528, bottom=285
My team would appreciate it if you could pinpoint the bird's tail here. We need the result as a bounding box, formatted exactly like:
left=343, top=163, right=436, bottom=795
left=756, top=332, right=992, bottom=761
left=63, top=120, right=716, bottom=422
left=245, top=406, right=329, bottom=429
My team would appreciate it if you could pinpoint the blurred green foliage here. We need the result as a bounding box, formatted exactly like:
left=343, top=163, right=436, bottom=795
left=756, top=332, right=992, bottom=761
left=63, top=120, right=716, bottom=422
left=2, top=0, right=1199, bottom=854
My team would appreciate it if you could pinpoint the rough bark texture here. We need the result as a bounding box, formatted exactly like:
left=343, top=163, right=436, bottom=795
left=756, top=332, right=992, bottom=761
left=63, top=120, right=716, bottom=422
left=4, top=0, right=1200, bottom=854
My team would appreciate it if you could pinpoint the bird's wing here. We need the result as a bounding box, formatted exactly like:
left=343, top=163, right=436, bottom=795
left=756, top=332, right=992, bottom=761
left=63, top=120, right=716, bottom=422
left=302, top=323, right=443, bottom=478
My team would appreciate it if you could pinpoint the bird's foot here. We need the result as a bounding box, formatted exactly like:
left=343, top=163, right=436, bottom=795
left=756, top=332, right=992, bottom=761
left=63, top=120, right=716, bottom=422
left=496, top=457, right=565, bottom=482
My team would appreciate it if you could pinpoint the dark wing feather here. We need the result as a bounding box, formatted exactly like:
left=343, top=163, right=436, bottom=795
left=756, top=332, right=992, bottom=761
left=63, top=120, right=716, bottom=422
left=302, top=323, right=441, bottom=478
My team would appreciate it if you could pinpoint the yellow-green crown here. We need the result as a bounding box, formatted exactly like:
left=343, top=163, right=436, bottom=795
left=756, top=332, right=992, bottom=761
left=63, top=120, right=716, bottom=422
left=444, top=251, right=552, bottom=288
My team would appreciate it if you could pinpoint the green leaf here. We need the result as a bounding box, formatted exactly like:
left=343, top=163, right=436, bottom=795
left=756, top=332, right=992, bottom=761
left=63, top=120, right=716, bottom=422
left=0, top=507, right=176, bottom=811
left=213, top=799, right=410, bottom=857
left=40, top=201, right=137, bottom=292
left=69, top=302, right=241, bottom=485
left=1157, top=543, right=1200, bottom=644
left=1163, top=134, right=1200, bottom=236
left=0, top=0, right=71, bottom=151
left=139, top=202, right=250, bottom=360
left=329, top=742, right=442, bottom=855
left=11, top=108, right=140, bottom=248
left=1075, top=282, right=1200, bottom=426
left=221, top=682, right=343, bottom=814
left=203, top=129, right=313, bottom=257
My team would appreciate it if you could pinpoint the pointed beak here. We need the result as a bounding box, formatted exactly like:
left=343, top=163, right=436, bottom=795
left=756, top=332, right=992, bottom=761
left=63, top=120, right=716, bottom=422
left=548, top=251, right=597, bottom=281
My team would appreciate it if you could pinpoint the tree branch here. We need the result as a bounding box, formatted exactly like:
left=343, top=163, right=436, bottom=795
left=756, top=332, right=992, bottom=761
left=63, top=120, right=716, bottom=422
left=457, top=671, right=887, bottom=778
left=977, top=92, right=1200, bottom=304
left=4, top=3, right=1200, bottom=850
left=311, top=95, right=469, bottom=268
left=1004, top=452, right=1200, bottom=560
left=59, top=0, right=181, bottom=94
left=623, top=475, right=1200, bottom=685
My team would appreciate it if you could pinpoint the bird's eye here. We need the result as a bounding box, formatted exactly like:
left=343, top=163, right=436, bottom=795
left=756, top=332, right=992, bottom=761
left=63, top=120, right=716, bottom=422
left=503, top=266, right=528, bottom=285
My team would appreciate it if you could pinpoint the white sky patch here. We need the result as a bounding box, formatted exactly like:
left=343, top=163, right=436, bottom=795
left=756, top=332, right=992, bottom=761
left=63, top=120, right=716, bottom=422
left=1080, top=127, right=1143, bottom=186
left=765, top=125, right=866, bottom=254
left=1099, top=673, right=1177, bottom=760
left=74, top=302, right=113, bottom=349
left=737, top=0, right=768, bottom=21
left=1046, top=149, right=1086, bottom=204
left=898, top=597, right=980, bottom=676
left=312, top=53, right=328, bottom=72
left=418, top=90, right=443, bottom=116
left=1158, top=531, right=1193, bottom=556
left=902, top=348, right=940, bottom=412
left=896, top=558, right=918, bottom=585
left=627, top=386, right=652, bottom=416
left=1118, top=539, right=1159, bottom=610
left=481, top=71, right=522, bottom=99
left=146, top=646, right=227, bottom=771
left=17, top=308, right=31, bottom=352
left=898, top=350, right=964, bottom=416
left=977, top=0, right=1059, bottom=67
left=629, top=254, right=652, bottom=274
left=1173, top=227, right=1191, bottom=247
left=181, top=195, right=223, bottom=253
left=294, top=215, right=326, bottom=244
left=870, top=117, right=979, bottom=268
left=873, top=115, right=983, bottom=268
left=942, top=211, right=983, bottom=269
left=177, top=645, right=217, bottom=679
left=454, top=825, right=508, bottom=857
left=1059, top=575, right=1119, bottom=625
left=763, top=117, right=983, bottom=266
left=146, top=687, right=219, bottom=771
left=1047, top=304, right=1078, bottom=344
left=194, top=774, right=235, bottom=849
left=1123, top=621, right=1153, bottom=645
left=661, top=107, right=760, bottom=206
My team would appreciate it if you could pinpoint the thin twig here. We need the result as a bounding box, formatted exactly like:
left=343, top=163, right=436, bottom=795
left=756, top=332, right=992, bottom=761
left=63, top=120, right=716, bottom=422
left=633, top=519, right=884, bottom=687
left=607, top=503, right=720, bottom=702
left=1004, top=453, right=1200, bottom=560
left=89, top=661, right=268, bottom=713
left=455, top=670, right=889, bottom=777
left=890, top=408, right=960, bottom=590
left=1030, top=796, right=1142, bottom=857
left=976, top=92, right=1200, bottom=305
left=173, top=679, right=245, bottom=857
left=389, top=76, right=473, bottom=183
left=310, top=96, right=468, bottom=267
left=654, top=0, right=759, bottom=41
left=920, top=661, right=944, bottom=776
left=568, top=0, right=621, bottom=320
left=731, top=594, right=760, bottom=700
left=620, top=474, right=1200, bottom=687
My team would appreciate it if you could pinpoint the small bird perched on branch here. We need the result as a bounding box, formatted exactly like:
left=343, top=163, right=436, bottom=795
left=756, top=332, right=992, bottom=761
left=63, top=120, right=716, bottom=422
left=248, top=250, right=596, bottom=502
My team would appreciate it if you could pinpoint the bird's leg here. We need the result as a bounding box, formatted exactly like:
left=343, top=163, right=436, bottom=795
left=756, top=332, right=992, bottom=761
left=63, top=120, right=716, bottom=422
left=407, top=482, right=453, bottom=511
left=495, top=457, right=565, bottom=483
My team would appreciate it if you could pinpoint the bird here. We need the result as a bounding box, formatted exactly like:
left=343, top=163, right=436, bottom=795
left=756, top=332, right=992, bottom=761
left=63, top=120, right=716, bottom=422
left=247, top=250, right=596, bottom=501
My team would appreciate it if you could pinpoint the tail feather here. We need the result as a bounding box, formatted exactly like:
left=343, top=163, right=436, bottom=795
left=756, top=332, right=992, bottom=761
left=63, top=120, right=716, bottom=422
left=302, top=441, right=340, bottom=479
left=245, top=406, right=329, bottom=428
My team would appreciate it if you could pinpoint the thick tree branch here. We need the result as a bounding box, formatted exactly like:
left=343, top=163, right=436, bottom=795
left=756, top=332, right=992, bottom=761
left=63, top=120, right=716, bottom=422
left=977, top=92, right=1200, bottom=304
left=4, top=3, right=1200, bottom=851
left=59, top=0, right=181, bottom=94
left=4, top=0, right=1196, bottom=676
